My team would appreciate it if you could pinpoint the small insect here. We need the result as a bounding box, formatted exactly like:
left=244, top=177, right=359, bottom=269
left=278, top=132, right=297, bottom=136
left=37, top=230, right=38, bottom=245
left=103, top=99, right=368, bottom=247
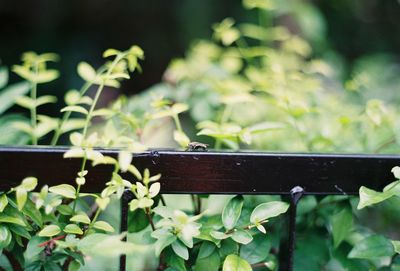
left=187, top=142, right=209, bottom=151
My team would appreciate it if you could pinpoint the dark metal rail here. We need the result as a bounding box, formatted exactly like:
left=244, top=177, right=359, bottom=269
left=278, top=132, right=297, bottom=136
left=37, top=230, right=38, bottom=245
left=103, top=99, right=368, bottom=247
left=0, top=146, right=399, bottom=270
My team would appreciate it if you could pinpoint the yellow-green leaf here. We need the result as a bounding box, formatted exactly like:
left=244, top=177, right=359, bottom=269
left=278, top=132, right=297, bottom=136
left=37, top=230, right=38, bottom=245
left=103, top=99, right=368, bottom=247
left=49, top=184, right=76, bottom=199
left=38, top=225, right=61, bottom=237
left=93, top=221, right=115, bottom=232
left=64, top=224, right=83, bottom=235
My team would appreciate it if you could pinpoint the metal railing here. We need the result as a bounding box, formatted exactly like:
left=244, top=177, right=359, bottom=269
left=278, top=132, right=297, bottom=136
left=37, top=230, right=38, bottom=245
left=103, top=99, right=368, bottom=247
left=0, top=146, right=399, bottom=271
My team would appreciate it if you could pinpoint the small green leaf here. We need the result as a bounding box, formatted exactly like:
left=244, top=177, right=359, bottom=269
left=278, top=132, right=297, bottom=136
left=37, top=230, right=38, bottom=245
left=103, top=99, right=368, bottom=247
left=64, top=224, right=83, bottom=235
left=392, top=240, right=400, bottom=254
left=0, top=67, right=8, bottom=89
left=0, top=82, right=30, bottom=115
left=49, top=184, right=76, bottom=199
left=20, top=177, right=38, bottom=191
left=222, top=195, right=244, bottom=230
left=348, top=235, right=395, bottom=259
left=357, top=186, right=393, bottom=209
left=93, top=221, right=115, bottom=232
left=68, top=260, right=81, bottom=271
left=24, top=236, right=46, bottom=261
left=198, top=241, right=216, bottom=259
left=154, top=234, right=177, bottom=256
left=118, top=151, right=132, bottom=172
left=61, top=105, right=89, bottom=115
left=35, top=95, right=57, bottom=107
left=78, top=234, right=135, bottom=257
left=149, top=182, right=160, bottom=198
left=0, top=225, right=12, bottom=249
left=331, top=207, right=353, bottom=248
left=231, top=230, right=253, bottom=245
left=392, top=166, right=400, bottom=179
left=56, top=204, right=74, bottom=215
left=210, top=230, right=231, bottom=240
left=250, top=201, right=289, bottom=224
left=38, top=225, right=61, bottom=237
left=70, top=214, right=91, bottom=224
left=35, top=70, right=59, bottom=83
left=223, top=254, right=252, bottom=271
left=16, top=188, right=27, bottom=211
left=172, top=240, right=189, bottom=260
left=0, top=213, right=26, bottom=226
left=15, top=96, right=35, bottom=109
left=0, top=194, right=8, bottom=212
left=194, top=250, right=220, bottom=271
left=77, top=62, right=97, bottom=82
left=103, top=49, right=120, bottom=58
left=240, top=234, right=271, bottom=264
left=173, top=130, right=190, bottom=148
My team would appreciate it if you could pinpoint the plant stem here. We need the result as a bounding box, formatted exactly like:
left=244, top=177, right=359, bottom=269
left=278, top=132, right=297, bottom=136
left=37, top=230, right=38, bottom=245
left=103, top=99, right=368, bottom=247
left=172, top=114, right=183, bottom=132
left=145, top=207, right=156, bottom=231
left=51, top=81, right=92, bottom=146
left=30, top=63, right=39, bottom=145
left=72, top=55, right=123, bottom=212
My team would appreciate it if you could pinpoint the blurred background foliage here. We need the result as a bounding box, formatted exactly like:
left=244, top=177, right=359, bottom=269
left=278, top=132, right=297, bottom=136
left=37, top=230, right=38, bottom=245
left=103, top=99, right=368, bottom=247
left=1, top=0, right=400, bottom=99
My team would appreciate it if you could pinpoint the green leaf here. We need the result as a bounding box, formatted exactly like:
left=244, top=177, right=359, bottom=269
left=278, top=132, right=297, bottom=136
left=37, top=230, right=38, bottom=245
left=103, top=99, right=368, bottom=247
left=198, top=241, right=216, bottom=259
left=348, top=235, right=395, bottom=259
left=0, top=194, right=8, bottom=212
left=0, top=67, right=8, bottom=89
left=12, top=65, right=35, bottom=81
left=231, top=230, right=253, bottom=245
left=194, top=250, right=220, bottom=271
left=16, top=187, right=27, bottom=211
left=250, top=201, right=289, bottom=224
left=331, top=207, right=353, bottom=248
left=15, top=96, right=35, bottom=109
left=9, top=224, right=31, bottom=239
left=210, top=230, right=231, bottom=240
left=35, top=70, right=59, bottom=84
left=118, top=151, right=132, bottom=172
left=154, top=233, right=177, bottom=256
left=172, top=240, right=189, bottom=260
left=103, top=49, right=120, bottom=58
left=240, top=234, right=271, bottom=264
left=68, top=260, right=81, bottom=271
left=38, top=225, right=61, bottom=237
left=93, top=221, right=115, bottom=232
left=49, top=184, right=76, bottom=199
left=60, top=105, right=89, bottom=115
left=70, top=213, right=91, bottom=224
left=23, top=198, right=43, bottom=227
left=0, top=213, right=26, bottom=226
left=56, top=204, right=74, bottom=215
left=222, top=195, right=244, bottom=230
left=78, top=233, right=135, bottom=257
left=165, top=247, right=187, bottom=271
left=64, top=224, right=83, bottom=235
left=223, top=254, right=252, bottom=271
left=357, top=186, right=393, bottom=209
left=0, top=82, right=30, bottom=114
left=20, top=177, right=38, bottom=191
left=0, top=225, right=12, bottom=249
left=24, top=236, right=46, bottom=261
left=173, top=130, right=190, bottom=148
left=77, top=62, right=97, bottom=82
left=0, top=114, right=30, bottom=144
left=35, top=95, right=57, bottom=107
left=392, top=240, right=400, bottom=254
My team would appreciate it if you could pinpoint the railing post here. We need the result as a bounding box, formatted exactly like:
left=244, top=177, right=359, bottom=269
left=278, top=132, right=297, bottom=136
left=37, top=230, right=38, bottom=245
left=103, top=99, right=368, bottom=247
left=119, top=190, right=134, bottom=271
left=286, top=186, right=304, bottom=271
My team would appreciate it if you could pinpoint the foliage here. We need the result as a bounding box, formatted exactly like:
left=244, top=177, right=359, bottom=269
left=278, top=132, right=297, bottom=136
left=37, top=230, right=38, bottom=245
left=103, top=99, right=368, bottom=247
left=1, top=1, right=400, bottom=271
